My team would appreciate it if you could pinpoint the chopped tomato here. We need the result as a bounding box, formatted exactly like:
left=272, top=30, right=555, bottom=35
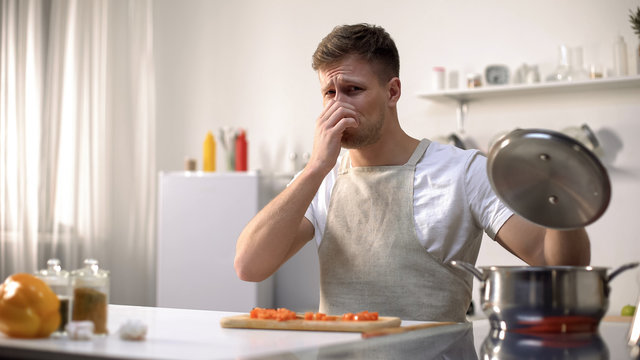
left=249, top=307, right=297, bottom=321
left=249, top=308, right=260, bottom=318
left=342, top=313, right=355, bottom=321
left=352, top=311, right=378, bottom=321
left=337, top=311, right=379, bottom=321
left=249, top=308, right=379, bottom=322
left=276, top=308, right=297, bottom=321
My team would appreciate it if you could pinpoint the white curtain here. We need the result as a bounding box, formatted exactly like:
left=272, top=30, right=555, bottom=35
left=1, top=0, right=156, bottom=306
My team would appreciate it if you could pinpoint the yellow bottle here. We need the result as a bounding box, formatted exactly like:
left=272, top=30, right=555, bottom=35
left=203, top=131, right=216, bottom=172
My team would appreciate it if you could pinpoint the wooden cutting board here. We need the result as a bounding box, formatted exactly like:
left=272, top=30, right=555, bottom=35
left=602, top=315, right=633, bottom=323
left=220, top=314, right=402, bottom=332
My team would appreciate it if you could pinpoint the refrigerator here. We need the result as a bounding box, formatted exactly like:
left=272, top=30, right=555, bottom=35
left=156, top=171, right=273, bottom=311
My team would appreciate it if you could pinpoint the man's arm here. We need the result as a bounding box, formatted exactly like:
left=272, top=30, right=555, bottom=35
left=234, top=169, right=320, bottom=282
left=495, top=214, right=590, bottom=266
left=234, top=99, right=359, bottom=282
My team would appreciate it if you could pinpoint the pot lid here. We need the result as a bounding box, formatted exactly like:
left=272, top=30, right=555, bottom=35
left=487, top=128, right=611, bottom=229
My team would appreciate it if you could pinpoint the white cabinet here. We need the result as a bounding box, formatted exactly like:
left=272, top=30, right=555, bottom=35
left=156, top=172, right=273, bottom=311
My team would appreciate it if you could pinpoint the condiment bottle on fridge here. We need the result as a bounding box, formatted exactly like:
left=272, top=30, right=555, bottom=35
left=235, top=129, right=247, bottom=171
left=203, top=131, right=216, bottom=172
left=71, top=259, right=110, bottom=334
left=35, top=259, right=71, bottom=334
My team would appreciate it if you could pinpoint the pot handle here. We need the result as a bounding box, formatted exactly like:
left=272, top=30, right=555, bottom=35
left=450, top=260, right=484, bottom=280
left=607, top=262, right=639, bottom=283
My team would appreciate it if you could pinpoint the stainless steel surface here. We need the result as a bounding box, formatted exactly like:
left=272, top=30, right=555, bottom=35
left=487, top=128, right=611, bottom=229
left=450, top=260, right=483, bottom=280
left=608, top=263, right=640, bottom=282
left=581, top=123, right=600, bottom=149
left=481, top=328, right=609, bottom=359
left=251, top=319, right=636, bottom=360
left=448, top=133, right=466, bottom=149
left=452, top=261, right=639, bottom=333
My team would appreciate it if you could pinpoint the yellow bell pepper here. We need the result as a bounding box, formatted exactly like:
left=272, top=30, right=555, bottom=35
left=0, top=273, right=60, bottom=338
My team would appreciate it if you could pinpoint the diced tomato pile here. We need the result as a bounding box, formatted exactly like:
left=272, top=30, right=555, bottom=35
left=250, top=308, right=378, bottom=322
left=340, top=311, right=378, bottom=321
left=250, top=307, right=298, bottom=321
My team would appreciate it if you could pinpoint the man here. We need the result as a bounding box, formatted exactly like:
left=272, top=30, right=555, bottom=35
left=234, top=24, right=590, bottom=322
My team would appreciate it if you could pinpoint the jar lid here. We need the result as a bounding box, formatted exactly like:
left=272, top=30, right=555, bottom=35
left=36, top=258, right=69, bottom=278
left=35, top=259, right=70, bottom=286
left=71, top=259, right=110, bottom=279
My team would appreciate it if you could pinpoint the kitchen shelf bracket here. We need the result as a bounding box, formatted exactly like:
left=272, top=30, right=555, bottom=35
left=455, top=100, right=468, bottom=133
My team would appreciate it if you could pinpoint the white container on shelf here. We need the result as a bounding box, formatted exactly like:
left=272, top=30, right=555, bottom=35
left=156, top=171, right=273, bottom=311
left=432, top=67, right=446, bottom=90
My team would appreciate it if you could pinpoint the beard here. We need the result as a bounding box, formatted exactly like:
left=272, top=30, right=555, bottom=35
left=340, top=114, right=385, bottom=149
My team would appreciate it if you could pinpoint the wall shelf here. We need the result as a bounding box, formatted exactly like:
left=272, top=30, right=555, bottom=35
left=418, top=75, right=640, bottom=131
left=418, top=75, right=640, bottom=102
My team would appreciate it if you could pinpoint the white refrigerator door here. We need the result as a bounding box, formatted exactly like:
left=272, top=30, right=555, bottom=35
left=156, top=172, right=273, bottom=311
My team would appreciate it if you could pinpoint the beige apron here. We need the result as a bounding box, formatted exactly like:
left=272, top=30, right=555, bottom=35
left=318, top=139, right=471, bottom=322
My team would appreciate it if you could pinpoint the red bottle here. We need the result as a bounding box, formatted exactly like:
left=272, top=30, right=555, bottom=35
left=235, top=130, right=248, bottom=171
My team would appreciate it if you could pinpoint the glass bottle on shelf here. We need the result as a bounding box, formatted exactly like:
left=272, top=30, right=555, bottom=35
left=613, top=36, right=629, bottom=76
left=35, top=259, right=71, bottom=335
left=568, top=47, right=589, bottom=81
left=71, top=259, right=110, bottom=335
left=546, top=45, right=572, bottom=82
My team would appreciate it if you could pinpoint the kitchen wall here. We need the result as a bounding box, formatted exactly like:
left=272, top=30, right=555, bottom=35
left=153, top=0, right=640, bottom=315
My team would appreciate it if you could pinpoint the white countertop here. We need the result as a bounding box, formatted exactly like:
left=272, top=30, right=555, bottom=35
left=0, top=305, right=419, bottom=360
left=3, top=305, right=633, bottom=359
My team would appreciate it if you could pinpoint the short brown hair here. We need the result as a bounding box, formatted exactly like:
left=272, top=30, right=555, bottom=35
left=312, top=24, right=400, bottom=82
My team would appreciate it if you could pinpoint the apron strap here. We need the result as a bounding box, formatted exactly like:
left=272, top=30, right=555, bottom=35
left=338, top=152, right=350, bottom=175
left=405, top=139, right=431, bottom=167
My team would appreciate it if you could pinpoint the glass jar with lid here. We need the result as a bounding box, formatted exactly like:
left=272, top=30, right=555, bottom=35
left=35, top=259, right=71, bottom=334
left=71, top=259, right=110, bottom=334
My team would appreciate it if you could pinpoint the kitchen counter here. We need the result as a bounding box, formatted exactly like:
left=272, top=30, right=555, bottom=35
left=0, top=305, right=362, bottom=359
left=0, top=305, right=637, bottom=359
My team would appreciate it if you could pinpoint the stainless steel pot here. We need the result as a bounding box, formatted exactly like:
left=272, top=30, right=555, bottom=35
left=451, top=261, right=639, bottom=333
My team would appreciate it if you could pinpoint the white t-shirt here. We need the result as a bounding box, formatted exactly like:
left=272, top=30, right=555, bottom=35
left=303, top=141, right=514, bottom=263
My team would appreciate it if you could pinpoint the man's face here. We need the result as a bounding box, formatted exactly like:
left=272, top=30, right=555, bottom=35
left=318, top=56, right=390, bottom=149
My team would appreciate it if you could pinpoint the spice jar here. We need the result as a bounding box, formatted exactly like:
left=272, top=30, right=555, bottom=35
left=467, top=73, right=482, bottom=88
left=71, top=259, right=110, bottom=334
left=35, top=259, right=71, bottom=334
